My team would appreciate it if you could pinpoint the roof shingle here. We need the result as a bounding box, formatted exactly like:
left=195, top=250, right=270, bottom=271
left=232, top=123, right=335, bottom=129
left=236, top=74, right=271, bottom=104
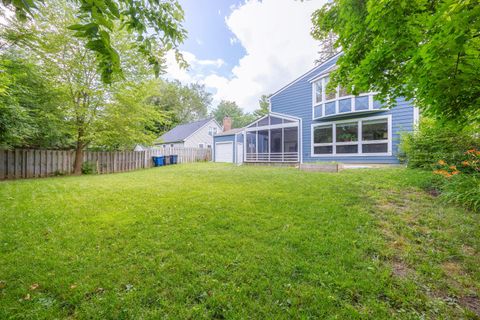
left=157, top=118, right=214, bottom=143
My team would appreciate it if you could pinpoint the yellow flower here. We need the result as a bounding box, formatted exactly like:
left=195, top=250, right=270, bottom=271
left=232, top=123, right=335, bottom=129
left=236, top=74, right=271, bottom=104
left=437, top=160, right=446, bottom=166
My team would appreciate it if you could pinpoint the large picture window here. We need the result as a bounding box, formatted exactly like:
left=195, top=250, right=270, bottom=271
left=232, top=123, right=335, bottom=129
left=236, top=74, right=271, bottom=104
left=336, top=122, right=358, bottom=142
left=314, top=124, right=333, bottom=144
left=312, top=116, right=390, bottom=156
left=362, top=119, right=388, bottom=141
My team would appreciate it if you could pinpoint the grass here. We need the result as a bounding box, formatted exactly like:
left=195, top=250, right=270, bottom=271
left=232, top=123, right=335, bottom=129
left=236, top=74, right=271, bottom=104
left=0, top=163, right=479, bottom=319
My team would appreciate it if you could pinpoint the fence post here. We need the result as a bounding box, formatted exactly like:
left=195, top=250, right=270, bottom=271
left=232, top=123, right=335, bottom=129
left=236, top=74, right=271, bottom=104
left=0, top=150, right=5, bottom=180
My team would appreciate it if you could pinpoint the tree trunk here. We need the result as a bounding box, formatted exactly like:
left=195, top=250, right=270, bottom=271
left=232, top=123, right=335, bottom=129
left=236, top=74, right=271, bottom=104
left=73, top=142, right=84, bottom=175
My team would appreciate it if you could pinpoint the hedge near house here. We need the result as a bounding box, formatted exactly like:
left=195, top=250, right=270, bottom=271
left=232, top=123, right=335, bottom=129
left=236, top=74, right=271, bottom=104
left=401, top=119, right=480, bottom=211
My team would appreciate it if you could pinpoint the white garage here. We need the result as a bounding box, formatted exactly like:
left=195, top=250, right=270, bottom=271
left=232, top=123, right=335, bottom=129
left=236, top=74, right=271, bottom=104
left=215, top=142, right=234, bottom=163
left=213, top=128, right=245, bottom=164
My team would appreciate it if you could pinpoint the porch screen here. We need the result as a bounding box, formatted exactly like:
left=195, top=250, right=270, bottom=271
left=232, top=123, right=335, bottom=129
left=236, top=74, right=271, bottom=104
left=284, top=127, right=298, bottom=152
left=270, top=129, right=282, bottom=153
left=246, top=132, right=256, bottom=153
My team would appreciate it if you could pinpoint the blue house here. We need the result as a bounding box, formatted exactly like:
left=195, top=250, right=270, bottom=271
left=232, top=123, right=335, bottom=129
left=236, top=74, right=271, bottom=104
left=213, top=54, right=418, bottom=164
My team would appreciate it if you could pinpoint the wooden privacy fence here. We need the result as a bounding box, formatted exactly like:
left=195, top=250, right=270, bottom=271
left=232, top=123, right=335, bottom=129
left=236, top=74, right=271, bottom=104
left=0, top=147, right=212, bottom=180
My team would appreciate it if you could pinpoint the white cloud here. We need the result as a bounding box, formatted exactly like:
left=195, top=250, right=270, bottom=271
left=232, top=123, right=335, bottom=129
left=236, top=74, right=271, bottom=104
left=165, top=0, right=327, bottom=112
left=0, top=5, right=14, bottom=26
left=164, top=51, right=225, bottom=84
left=207, top=0, right=327, bottom=112
left=196, top=58, right=225, bottom=68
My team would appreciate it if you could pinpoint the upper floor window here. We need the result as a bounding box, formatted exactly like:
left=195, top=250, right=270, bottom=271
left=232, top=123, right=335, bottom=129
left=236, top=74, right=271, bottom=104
left=312, top=75, right=380, bottom=119
left=324, top=77, right=336, bottom=101
left=314, top=80, right=323, bottom=104
left=338, top=85, right=350, bottom=98
left=208, top=126, right=218, bottom=136
left=314, top=76, right=352, bottom=106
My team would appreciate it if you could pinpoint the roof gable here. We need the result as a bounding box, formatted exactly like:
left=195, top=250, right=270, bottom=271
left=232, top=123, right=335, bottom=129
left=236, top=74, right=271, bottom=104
left=158, top=118, right=217, bottom=143
left=269, top=52, right=342, bottom=100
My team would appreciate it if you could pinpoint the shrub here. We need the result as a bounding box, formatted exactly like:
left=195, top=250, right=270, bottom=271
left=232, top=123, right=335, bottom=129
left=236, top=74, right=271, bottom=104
left=401, top=119, right=480, bottom=212
left=81, top=161, right=96, bottom=175
left=400, top=119, right=479, bottom=169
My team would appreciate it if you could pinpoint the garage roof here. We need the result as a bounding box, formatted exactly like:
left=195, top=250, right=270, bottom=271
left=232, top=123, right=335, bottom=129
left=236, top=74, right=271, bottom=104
left=214, top=128, right=244, bottom=137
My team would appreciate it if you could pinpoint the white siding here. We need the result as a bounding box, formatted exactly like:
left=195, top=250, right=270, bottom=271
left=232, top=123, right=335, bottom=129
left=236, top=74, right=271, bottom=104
left=184, top=119, right=222, bottom=148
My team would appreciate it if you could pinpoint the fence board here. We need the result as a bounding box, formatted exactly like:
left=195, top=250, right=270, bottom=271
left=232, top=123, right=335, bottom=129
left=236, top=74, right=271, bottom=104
left=0, top=147, right=211, bottom=180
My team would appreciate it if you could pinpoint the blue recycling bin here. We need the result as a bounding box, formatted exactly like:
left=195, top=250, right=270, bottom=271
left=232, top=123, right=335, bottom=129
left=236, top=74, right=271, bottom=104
left=152, top=156, right=165, bottom=167
left=171, top=155, right=178, bottom=164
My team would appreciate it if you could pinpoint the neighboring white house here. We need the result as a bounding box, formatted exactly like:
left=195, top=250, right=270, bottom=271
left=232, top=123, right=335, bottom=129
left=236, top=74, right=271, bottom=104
left=155, top=118, right=222, bottom=149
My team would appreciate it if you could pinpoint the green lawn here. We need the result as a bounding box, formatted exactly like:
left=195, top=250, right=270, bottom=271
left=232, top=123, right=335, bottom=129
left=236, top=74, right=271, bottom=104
left=0, top=163, right=479, bottom=319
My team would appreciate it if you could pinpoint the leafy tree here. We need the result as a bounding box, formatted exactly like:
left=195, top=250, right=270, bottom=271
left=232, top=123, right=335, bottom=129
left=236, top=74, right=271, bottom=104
left=0, top=59, right=32, bottom=148
left=253, top=94, right=270, bottom=118
left=93, top=81, right=166, bottom=150
left=1, top=0, right=187, bottom=83
left=0, top=54, right=69, bottom=148
left=315, top=32, right=340, bottom=64
left=147, top=80, right=211, bottom=132
left=311, top=0, right=480, bottom=122
left=1, top=0, right=170, bottom=173
left=211, top=100, right=255, bottom=129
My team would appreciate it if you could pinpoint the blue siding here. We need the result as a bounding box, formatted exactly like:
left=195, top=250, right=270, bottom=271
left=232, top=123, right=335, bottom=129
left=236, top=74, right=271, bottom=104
left=270, top=56, right=415, bottom=164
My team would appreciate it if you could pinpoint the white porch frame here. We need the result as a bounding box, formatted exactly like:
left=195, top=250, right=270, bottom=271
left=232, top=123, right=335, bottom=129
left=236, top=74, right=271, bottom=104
left=243, top=112, right=301, bottom=163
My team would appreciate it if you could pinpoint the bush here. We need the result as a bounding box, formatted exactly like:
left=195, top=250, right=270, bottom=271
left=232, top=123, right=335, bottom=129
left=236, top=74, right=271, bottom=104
left=81, top=161, right=96, bottom=175
left=400, top=119, right=479, bottom=169
left=401, top=119, right=480, bottom=212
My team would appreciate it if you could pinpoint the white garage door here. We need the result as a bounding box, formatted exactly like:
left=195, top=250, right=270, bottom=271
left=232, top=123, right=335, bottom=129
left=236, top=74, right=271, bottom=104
left=215, top=142, right=233, bottom=163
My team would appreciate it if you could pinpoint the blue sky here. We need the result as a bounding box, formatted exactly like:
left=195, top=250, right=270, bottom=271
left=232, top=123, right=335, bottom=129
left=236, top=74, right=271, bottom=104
left=164, top=0, right=327, bottom=112
left=179, top=0, right=245, bottom=77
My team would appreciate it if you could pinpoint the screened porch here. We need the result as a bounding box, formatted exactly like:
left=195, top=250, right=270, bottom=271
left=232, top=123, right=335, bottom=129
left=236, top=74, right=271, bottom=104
left=244, top=114, right=299, bottom=163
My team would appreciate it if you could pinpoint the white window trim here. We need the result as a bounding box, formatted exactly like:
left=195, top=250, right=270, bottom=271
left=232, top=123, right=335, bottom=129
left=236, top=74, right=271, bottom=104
left=245, top=114, right=299, bottom=132
left=310, top=115, right=392, bottom=157
left=311, top=75, right=381, bottom=120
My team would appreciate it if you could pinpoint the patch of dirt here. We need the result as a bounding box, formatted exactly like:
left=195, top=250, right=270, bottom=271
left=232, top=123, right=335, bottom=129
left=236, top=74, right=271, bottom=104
left=459, top=295, right=480, bottom=317
left=462, top=245, right=476, bottom=256
left=426, top=188, right=441, bottom=197
left=442, top=261, right=464, bottom=276
left=392, top=260, right=411, bottom=279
